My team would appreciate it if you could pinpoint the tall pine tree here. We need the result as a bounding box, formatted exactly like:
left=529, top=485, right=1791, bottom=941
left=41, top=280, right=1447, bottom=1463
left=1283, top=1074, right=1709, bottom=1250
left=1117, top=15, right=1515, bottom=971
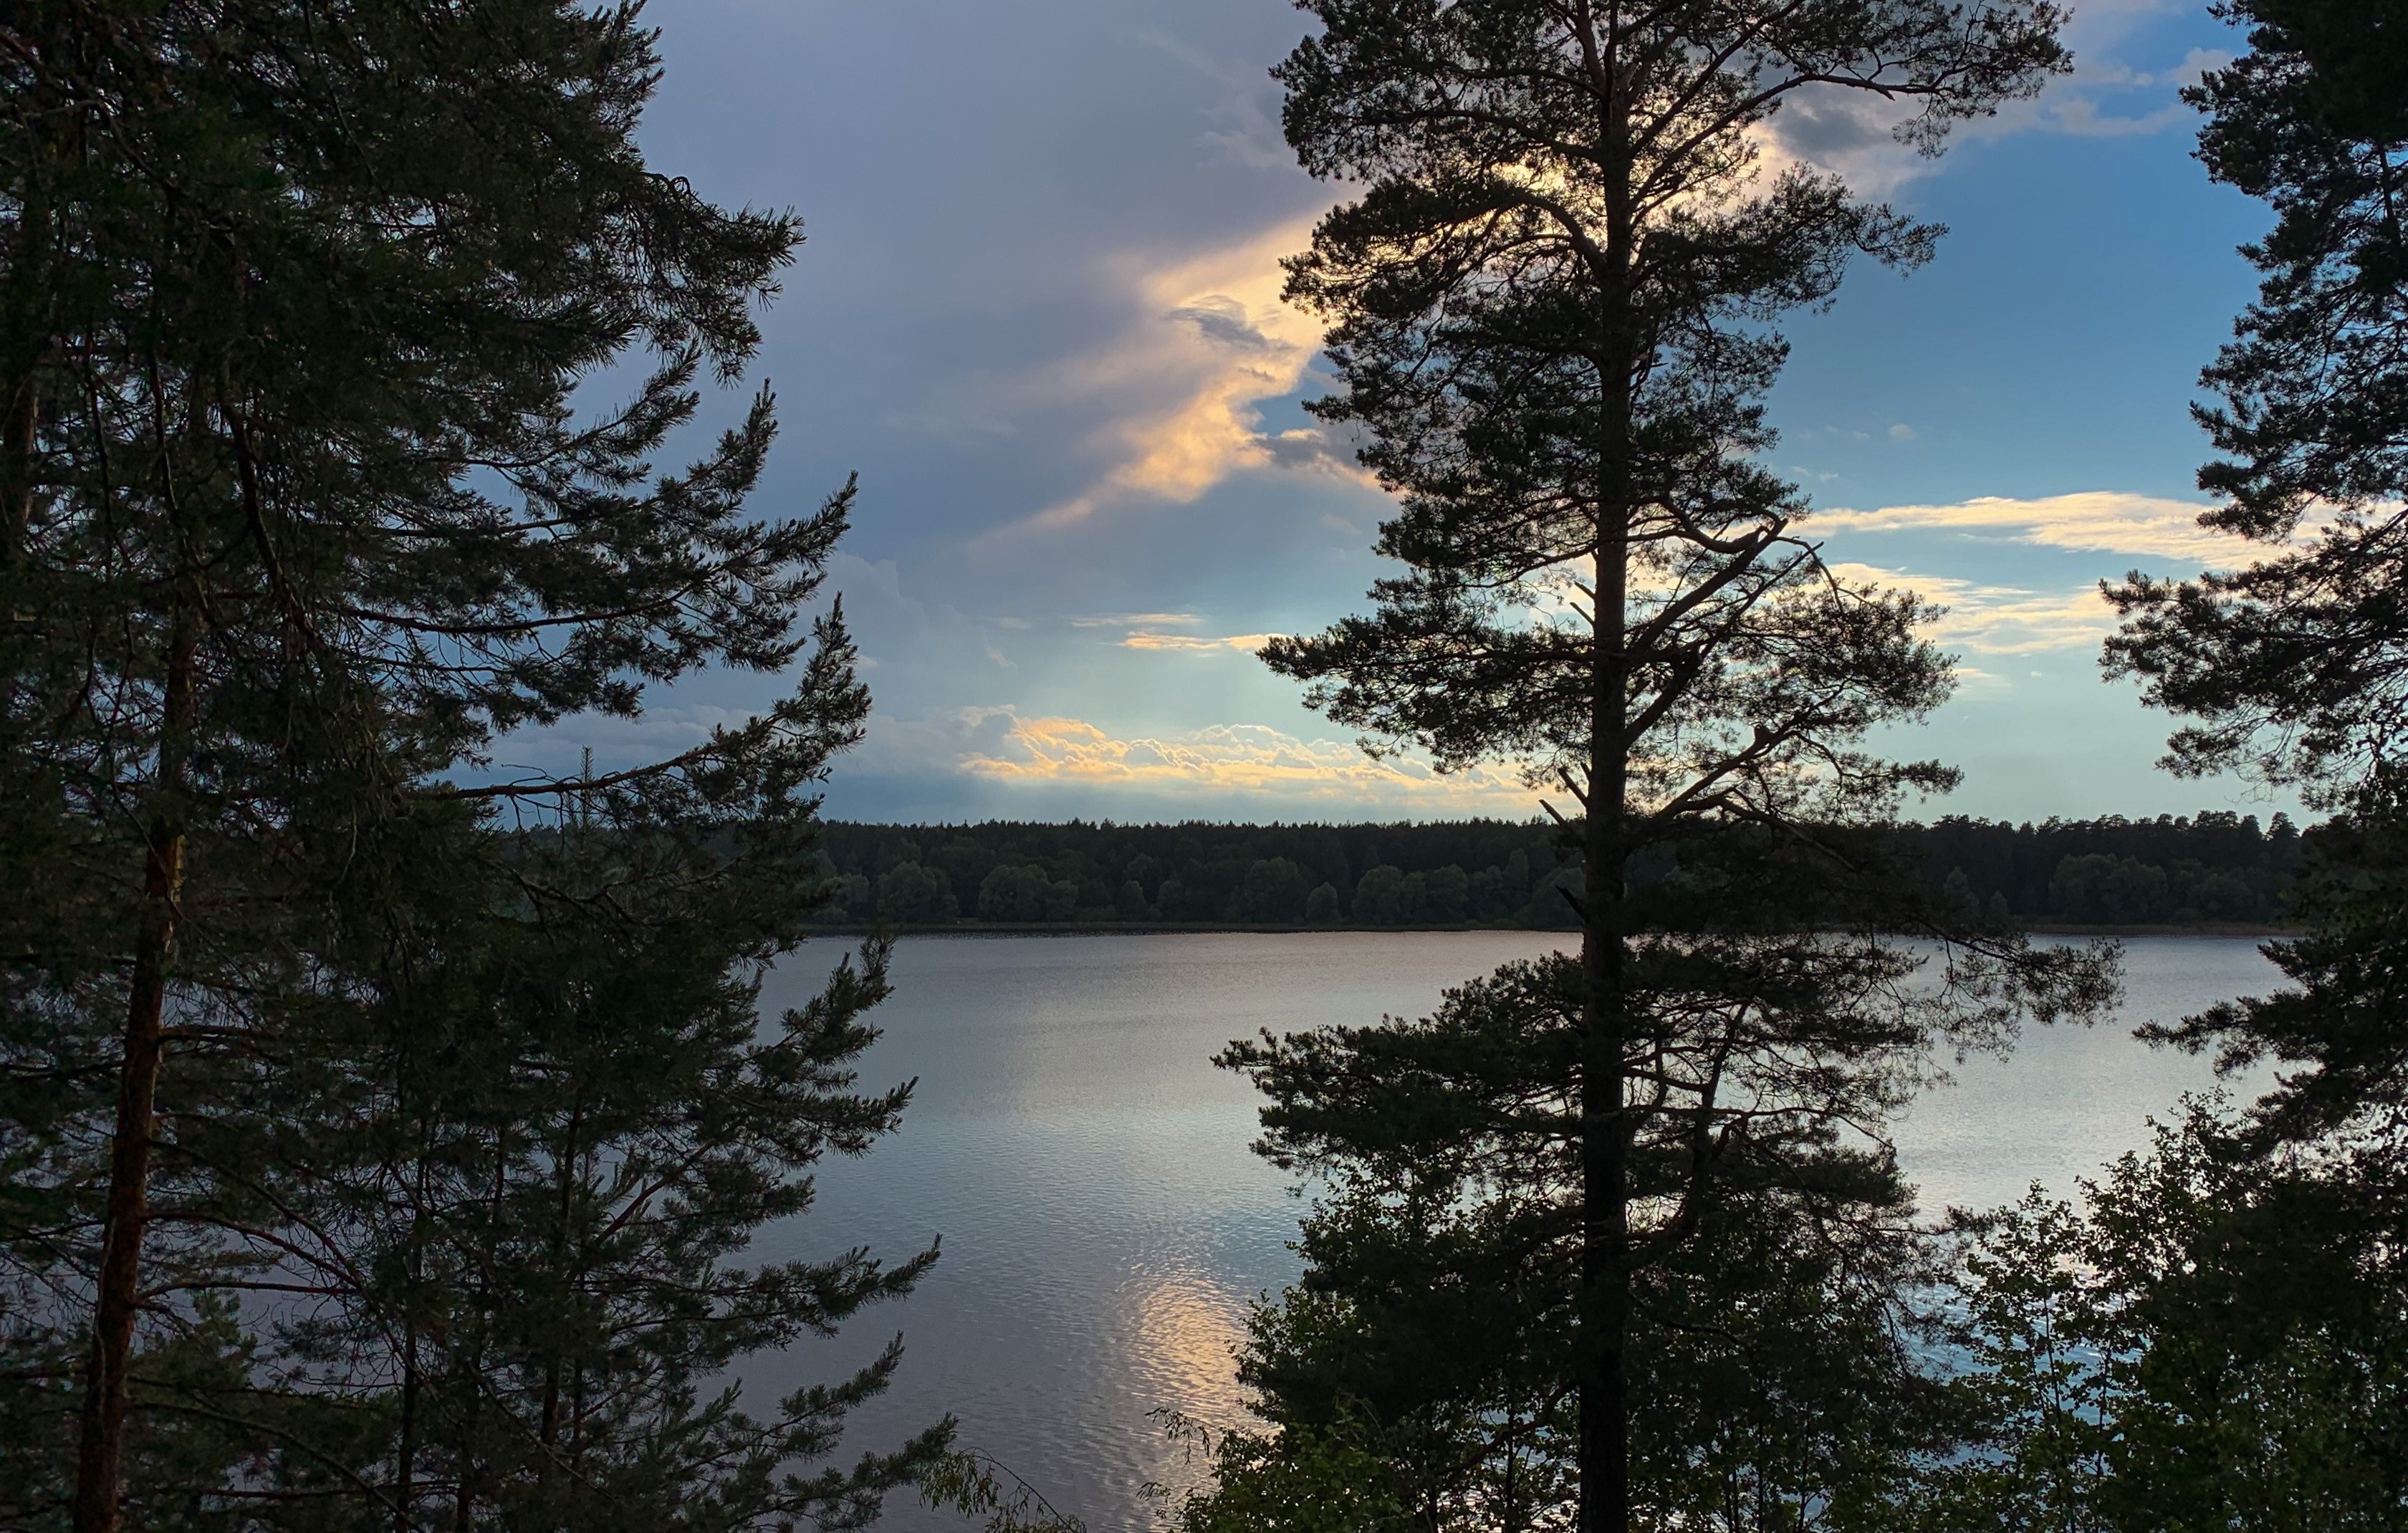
left=2083, top=8, right=2408, bottom=1524
left=1239, top=4, right=2105, bottom=1529
left=2106, top=0, right=2408, bottom=1147
left=0, top=4, right=938, bottom=1528
left=246, top=785, right=953, bottom=1531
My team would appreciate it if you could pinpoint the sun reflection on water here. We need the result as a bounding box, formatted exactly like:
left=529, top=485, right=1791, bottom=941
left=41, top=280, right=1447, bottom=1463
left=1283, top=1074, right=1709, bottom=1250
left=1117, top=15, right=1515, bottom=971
left=1123, top=1264, right=1255, bottom=1426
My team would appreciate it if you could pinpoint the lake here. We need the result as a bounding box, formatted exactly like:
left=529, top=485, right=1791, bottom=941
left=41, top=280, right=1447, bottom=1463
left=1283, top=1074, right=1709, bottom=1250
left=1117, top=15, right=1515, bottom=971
left=750, top=932, right=2281, bottom=1532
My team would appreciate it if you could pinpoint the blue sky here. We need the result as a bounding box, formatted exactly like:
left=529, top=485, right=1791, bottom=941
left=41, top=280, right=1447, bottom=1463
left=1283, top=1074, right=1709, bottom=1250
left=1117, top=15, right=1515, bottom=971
left=534, top=0, right=2298, bottom=827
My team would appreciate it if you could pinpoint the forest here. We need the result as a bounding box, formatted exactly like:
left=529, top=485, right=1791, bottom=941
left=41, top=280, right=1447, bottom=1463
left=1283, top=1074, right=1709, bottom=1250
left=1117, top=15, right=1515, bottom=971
left=810, top=812, right=2307, bottom=930
left=6, top=2, right=2407, bottom=1532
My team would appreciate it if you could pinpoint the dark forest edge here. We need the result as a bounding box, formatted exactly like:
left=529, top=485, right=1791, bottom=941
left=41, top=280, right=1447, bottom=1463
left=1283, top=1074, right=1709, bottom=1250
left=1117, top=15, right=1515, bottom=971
left=805, top=812, right=2308, bottom=933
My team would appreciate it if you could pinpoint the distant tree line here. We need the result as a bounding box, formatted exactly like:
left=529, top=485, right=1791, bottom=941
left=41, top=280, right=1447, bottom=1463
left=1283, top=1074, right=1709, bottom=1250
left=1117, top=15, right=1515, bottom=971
left=1914, top=810, right=2303, bottom=926
left=810, top=820, right=1575, bottom=929
left=806, top=812, right=2308, bottom=930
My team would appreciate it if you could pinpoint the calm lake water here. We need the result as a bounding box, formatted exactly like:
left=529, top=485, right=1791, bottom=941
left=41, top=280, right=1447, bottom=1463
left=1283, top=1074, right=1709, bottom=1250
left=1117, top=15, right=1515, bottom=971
left=749, top=932, right=2281, bottom=1532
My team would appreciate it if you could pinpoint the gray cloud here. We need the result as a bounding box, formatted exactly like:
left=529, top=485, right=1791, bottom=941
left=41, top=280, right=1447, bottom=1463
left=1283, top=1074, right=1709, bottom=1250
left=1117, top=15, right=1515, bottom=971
left=1170, top=296, right=1282, bottom=351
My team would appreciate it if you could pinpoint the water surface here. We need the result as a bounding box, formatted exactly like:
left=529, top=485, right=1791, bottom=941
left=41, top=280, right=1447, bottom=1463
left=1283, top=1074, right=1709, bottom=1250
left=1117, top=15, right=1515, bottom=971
left=749, top=932, right=2279, bottom=1532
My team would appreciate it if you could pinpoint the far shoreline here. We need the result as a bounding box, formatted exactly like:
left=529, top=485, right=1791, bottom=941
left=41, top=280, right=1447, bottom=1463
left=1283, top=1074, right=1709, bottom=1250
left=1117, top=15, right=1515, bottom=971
left=802, top=921, right=2295, bottom=939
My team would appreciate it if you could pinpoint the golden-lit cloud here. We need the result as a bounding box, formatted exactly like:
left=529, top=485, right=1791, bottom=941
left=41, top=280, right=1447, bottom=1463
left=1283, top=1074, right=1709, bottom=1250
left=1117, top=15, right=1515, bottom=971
left=1007, top=218, right=1378, bottom=534
left=1810, top=491, right=2255, bottom=562
left=1830, top=562, right=2119, bottom=655
left=1119, top=631, right=1277, bottom=653
left=1070, top=611, right=1204, bottom=628
left=959, top=714, right=1534, bottom=809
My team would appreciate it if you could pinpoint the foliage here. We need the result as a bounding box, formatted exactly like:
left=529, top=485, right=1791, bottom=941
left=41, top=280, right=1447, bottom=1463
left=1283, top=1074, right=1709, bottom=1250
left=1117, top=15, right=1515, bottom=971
left=230, top=825, right=949, bottom=1533
left=812, top=821, right=1565, bottom=929
left=917, top=1447, right=1091, bottom=1533
left=1138, top=0, right=2098, bottom=1524
left=1154, top=1414, right=1414, bottom=1533
left=2141, top=801, right=2408, bottom=1149
left=979, top=865, right=1077, bottom=923
left=1209, top=943, right=2014, bottom=1531
left=2106, top=0, right=2408, bottom=794
left=803, top=816, right=2305, bottom=931
left=1920, top=1107, right=2408, bottom=1532
left=880, top=860, right=963, bottom=925
left=0, top=1, right=945, bottom=1527
left=2085, top=14, right=2408, bottom=1529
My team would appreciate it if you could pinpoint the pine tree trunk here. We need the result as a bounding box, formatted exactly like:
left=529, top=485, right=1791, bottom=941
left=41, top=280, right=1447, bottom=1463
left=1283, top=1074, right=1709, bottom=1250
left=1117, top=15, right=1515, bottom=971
left=1579, top=77, right=1639, bottom=1529
left=0, top=93, right=54, bottom=576
left=1580, top=523, right=1633, bottom=1533
left=72, top=610, right=196, bottom=1533
left=1, top=378, right=34, bottom=572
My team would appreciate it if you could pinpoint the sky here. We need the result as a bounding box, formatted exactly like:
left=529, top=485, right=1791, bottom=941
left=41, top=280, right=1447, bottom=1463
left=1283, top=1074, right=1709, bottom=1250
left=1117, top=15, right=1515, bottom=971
left=532, top=0, right=2300, bottom=828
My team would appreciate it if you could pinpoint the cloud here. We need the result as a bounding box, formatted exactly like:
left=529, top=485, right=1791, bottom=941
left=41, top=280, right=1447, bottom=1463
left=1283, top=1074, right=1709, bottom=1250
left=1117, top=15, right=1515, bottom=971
left=1752, top=24, right=2222, bottom=196
left=1831, top=562, right=2117, bottom=655
left=1259, top=421, right=1380, bottom=479
left=1070, top=611, right=1204, bottom=628
left=1925, top=587, right=2119, bottom=656
left=1888, top=423, right=1916, bottom=441
left=2043, top=96, right=2192, bottom=138
left=1119, top=631, right=1277, bottom=653
left=1960, top=42, right=2227, bottom=143
left=1137, top=29, right=1293, bottom=171
left=1810, top=491, right=2258, bottom=563
left=956, top=713, right=1534, bottom=809
left=993, top=24, right=2221, bottom=544
left=1003, top=217, right=1361, bottom=534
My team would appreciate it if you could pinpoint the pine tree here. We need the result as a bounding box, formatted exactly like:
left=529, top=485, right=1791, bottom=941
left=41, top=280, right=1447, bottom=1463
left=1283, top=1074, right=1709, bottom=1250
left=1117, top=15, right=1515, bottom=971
left=1238, top=4, right=2102, bottom=1528
left=2083, top=11, right=2408, bottom=1524
left=0, top=4, right=918, bottom=1527
left=2104, top=0, right=2408, bottom=1151
left=251, top=790, right=952, bottom=1532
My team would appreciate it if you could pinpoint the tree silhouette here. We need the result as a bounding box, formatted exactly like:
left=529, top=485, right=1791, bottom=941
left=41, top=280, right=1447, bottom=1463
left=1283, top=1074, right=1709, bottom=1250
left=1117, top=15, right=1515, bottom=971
left=1245, top=3, right=2102, bottom=1527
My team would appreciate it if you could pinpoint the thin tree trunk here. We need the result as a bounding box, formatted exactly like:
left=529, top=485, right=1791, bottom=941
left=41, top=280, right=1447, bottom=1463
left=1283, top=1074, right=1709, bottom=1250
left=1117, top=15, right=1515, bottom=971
left=398, top=1317, right=418, bottom=1533
left=540, top=1100, right=580, bottom=1450
left=453, top=1395, right=475, bottom=1532
left=1, top=375, right=35, bottom=572
left=1, top=133, right=55, bottom=744
left=0, top=82, right=55, bottom=576
left=72, top=609, right=196, bottom=1533
left=399, top=1105, right=431, bottom=1533
left=455, top=1124, right=511, bottom=1531
left=1579, top=54, right=1639, bottom=1526
left=1580, top=509, right=1633, bottom=1533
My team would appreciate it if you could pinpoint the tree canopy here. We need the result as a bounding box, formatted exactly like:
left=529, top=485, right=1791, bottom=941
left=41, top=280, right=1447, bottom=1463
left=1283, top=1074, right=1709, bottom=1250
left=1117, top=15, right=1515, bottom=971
left=1202, top=3, right=2108, bottom=1529
left=0, top=4, right=946, bottom=1529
